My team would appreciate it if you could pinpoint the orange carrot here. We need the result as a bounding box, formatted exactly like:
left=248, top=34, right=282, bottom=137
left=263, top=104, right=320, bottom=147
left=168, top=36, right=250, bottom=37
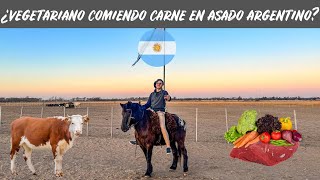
left=233, top=133, right=248, bottom=145
left=235, top=131, right=259, bottom=148
left=244, top=135, right=260, bottom=148
left=233, top=133, right=250, bottom=148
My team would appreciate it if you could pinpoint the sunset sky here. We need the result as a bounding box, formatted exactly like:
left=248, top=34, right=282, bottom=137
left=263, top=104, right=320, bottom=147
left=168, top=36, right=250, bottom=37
left=0, top=28, right=319, bottom=98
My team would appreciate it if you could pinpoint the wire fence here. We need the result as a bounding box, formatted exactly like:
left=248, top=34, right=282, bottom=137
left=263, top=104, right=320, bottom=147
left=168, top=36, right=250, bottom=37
left=0, top=104, right=317, bottom=142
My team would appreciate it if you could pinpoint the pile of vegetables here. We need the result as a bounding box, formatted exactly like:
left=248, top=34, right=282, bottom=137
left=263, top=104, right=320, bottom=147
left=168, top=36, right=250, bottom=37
left=257, top=117, right=302, bottom=145
left=224, top=110, right=303, bottom=148
left=224, top=110, right=260, bottom=147
left=224, top=110, right=257, bottom=143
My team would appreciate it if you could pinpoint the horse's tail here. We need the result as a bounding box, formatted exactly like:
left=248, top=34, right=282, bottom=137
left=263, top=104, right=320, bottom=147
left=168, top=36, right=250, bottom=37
left=174, top=115, right=186, bottom=168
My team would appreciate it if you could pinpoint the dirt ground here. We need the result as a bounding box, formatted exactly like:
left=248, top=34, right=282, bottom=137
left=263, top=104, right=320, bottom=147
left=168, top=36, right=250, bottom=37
left=0, top=101, right=320, bottom=180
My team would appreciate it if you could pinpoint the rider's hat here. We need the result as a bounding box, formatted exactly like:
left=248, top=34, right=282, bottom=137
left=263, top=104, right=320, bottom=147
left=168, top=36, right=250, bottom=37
left=154, top=79, right=164, bottom=88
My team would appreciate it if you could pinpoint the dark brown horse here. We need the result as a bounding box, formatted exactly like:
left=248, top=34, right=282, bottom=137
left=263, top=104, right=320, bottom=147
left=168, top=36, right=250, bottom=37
left=120, top=101, right=188, bottom=177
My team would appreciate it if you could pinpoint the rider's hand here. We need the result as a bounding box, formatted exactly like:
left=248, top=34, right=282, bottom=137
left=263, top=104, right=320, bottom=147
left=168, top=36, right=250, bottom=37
left=164, top=95, right=171, bottom=101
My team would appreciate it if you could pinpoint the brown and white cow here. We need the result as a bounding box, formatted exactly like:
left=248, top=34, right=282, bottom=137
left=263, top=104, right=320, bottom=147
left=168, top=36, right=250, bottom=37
left=10, top=115, right=89, bottom=177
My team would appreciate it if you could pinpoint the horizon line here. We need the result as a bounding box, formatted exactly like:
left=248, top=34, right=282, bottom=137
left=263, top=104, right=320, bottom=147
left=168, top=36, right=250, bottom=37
left=1, top=96, right=320, bottom=100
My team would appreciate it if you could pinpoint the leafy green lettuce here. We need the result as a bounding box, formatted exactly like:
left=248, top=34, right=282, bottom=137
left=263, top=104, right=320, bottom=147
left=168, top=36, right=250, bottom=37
left=224, top=126, right=242, bottom=143
left=236, top=110, right=257, bottom=135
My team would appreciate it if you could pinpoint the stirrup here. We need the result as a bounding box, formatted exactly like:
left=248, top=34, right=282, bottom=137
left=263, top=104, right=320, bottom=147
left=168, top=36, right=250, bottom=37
left=129, top=140, right=137, bottom=145
left=166, top=147, right=171, bottom=154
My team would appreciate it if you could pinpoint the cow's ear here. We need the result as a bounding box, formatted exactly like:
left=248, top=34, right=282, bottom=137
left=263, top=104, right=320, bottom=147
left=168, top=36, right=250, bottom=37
left=120, top=103, right=124, bottom=107
left=83, top=115, right=89, bottom=123
left=66, top=115, right=72, bottom=122
left=65, top=117, right=71, bottom=122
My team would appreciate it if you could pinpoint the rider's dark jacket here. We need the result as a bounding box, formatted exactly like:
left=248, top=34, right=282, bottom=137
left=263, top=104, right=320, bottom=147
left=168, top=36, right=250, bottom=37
left=143, top=89, right=171, bottom=112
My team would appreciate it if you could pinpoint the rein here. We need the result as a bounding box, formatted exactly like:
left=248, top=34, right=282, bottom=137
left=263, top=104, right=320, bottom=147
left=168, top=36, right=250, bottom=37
left=126, top=109, right=133, bottom=127
left=127, top=107, right=145, bottom=129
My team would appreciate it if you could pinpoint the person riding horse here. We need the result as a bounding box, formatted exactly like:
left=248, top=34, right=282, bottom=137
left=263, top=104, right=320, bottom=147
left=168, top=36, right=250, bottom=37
left=130, top=79, right=172, bottom=154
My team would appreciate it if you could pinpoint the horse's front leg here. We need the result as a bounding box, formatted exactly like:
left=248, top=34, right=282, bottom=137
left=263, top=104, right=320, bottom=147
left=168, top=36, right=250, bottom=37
left=144, top=144, right=153, bottom=177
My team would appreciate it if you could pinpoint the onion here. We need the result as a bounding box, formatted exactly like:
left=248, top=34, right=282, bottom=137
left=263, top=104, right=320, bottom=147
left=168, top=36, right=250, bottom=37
left=292, top=131, right=302, bottom=142
left=282, top=130, right=294, bottom=144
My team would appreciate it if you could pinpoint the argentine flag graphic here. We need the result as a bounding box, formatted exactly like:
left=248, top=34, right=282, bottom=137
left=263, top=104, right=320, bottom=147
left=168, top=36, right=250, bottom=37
left=138, top=29, right=176, bottom=67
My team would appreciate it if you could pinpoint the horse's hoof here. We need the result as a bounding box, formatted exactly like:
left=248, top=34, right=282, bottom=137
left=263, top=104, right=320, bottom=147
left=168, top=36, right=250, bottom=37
left=11, top=171, right=17, bottom=175
left=183, top=172, right=188, bottom=176
left=55, top=172, right=63, bottom=177
left=183, top=167, right=189, bottom=172
left=32, top=172, right=37, bottom=175
left=169, top=166, right=177, bottom=171
left=144, top=173, right=151, bottom=178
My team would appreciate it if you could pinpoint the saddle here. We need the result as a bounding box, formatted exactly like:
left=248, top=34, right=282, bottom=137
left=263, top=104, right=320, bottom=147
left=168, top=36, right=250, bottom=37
left=148, top=110, right=185, bottom=136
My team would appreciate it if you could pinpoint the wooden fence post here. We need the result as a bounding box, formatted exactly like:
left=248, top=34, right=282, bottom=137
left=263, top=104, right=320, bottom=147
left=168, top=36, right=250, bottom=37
left=294, top=110, right=298, bottom=130
left=40, top=107, right=44, bottom=118
left=111, top=107, right=113, bottom=138
left=86, top=107, right=89, bottom=136
left=196, top=108, right=198, bottom=142
left=20, top=107, right=23, bottom=118
left=225, top=108, right=228, bottom=132
left=0, top=106, right=2, bottom=127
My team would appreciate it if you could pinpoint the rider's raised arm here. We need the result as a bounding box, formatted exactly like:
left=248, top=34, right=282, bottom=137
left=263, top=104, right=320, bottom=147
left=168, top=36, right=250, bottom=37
left=164, top=90, right=171, bottom=101
left=142, top=93, right=152, bottom=110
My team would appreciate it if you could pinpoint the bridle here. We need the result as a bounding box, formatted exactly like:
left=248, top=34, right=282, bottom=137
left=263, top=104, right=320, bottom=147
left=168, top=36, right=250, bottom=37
left=126, top=109, right=134, bottom=128
left=125, top=106, right=145, bottom=129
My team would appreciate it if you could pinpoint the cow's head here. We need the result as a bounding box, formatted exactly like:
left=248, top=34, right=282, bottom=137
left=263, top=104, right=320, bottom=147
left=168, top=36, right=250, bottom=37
left=67, top=115, right=89, bottom=136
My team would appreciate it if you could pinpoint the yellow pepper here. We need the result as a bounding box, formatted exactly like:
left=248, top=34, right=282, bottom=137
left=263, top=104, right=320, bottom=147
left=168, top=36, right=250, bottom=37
left=279, top=117, right=292, bottom=130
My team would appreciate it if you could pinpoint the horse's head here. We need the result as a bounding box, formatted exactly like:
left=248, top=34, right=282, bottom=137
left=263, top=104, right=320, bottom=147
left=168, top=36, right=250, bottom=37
left=120, top=101, right=143, bottom=132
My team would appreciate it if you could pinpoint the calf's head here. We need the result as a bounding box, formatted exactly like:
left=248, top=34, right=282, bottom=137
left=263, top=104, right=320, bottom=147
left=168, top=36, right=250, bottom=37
left=67, top=115, right=89, bottom=136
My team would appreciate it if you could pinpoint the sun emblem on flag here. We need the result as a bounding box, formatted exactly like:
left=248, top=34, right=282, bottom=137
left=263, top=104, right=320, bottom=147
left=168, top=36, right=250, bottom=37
left=153, top=43, right=161, bottom=52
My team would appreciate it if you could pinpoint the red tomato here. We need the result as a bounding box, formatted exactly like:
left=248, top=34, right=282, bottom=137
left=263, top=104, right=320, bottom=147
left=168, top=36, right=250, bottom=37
left=271, top=131, right=282, bottom=140
left=259, top=132, right=271, bottom=143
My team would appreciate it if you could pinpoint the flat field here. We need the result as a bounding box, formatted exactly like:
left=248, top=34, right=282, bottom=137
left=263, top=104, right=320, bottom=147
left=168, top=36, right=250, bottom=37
left=0, top=101, right=319, bottom=179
